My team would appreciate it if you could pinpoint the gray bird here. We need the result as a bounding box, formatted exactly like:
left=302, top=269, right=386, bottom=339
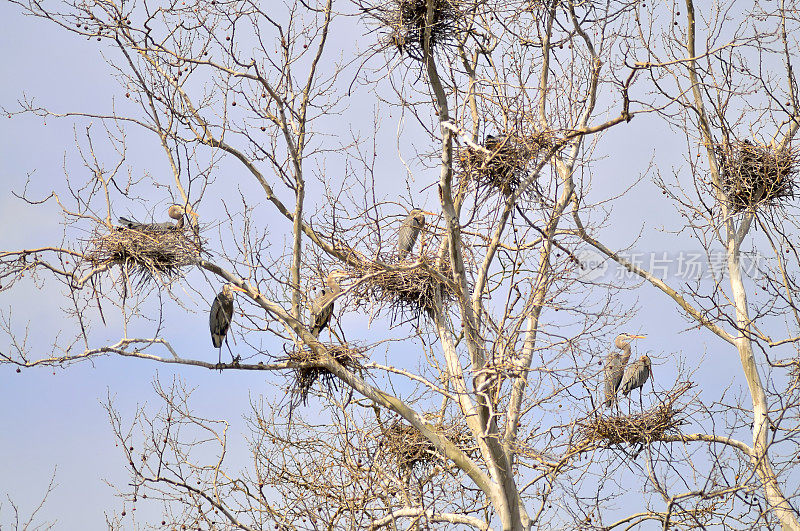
left=119, top=204, right=187, bottom=232
left=397, top=209, right=431, bottom=260
left=309, top=271, right=347, bottom=338
left=619, top=354, right=653, bottom=397
left=210, top=283, right=246, bottom=364
left=603, top=333, right=646, bottom=407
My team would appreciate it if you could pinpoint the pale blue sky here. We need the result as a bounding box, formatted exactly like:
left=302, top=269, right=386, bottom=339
left=1, top=1, right=793, bottom=529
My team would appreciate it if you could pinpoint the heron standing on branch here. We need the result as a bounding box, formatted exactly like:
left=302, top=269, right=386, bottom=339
left=118, top=204, right=189, bottom=232
left=210, top=283, right=246, bottom=366
left=397, top=209, right=433, bottom=260
left=603, top=333, right=646, bottom=407
left=310, top=271, right=347, bottom=338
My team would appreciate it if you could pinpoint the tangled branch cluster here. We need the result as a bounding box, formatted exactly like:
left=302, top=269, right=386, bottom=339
left=716, top=140, right=797, bottom=212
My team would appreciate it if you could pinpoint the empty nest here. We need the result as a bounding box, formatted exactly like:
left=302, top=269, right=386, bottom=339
left=288, top=344, right=366, bottom=406
left=87, top=223, right=202, bottom=287
left=715, top=140, right=797, bottom=212
left=371, top=0, right=464, bottom=61
left=457, top=132, right=553, bottom=196
left=380, top=419, right=473, bottom=470
left=346, top=253, right=456, bottom=321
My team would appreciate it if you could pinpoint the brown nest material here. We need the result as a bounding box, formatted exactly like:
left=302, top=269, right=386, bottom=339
left=715, top=140, right=797, bottom=212
left=380, top=419, right=474, bottom=470
left=346, top=253, right=456, bottom=322
left=87, top=223, right=202, bottom=287
left=457, top=132, right=553, bottom=196
left=370, top=0, right=464, bottom=61
left=288, top=344, right=367, bottom=406
left=576, top=386, right=690, bottom=449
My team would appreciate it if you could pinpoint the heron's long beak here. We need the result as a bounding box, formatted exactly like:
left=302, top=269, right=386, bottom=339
left=422, top=210, right=436, bottom=216
left=230, top=285, right=248, bottom=293
left=631, top=334, right=646, bottom=339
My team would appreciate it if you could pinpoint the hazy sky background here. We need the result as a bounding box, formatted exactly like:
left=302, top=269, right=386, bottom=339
left=0, top=1, right=786, bottom=528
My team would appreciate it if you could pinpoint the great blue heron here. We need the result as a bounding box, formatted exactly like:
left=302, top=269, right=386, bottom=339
left=603, top=333, right=646, bottom=407
left=397, top=209, right=432, bottom=260
left=309, top=271, right=347, bottom=338
left=119, top=204, right=187, bottom=232
left=619, top=354, right=652, bottom=397
left=210, top=283, right=246, bottom=365
left=485, top=134, right=500, bottom=150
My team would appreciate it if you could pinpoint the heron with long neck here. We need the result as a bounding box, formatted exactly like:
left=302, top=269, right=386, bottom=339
left=397, top=209, right=434, bottom=260
left=309, top=271, right=347, bottom=338
left=603, top=333, right=646, bottom=407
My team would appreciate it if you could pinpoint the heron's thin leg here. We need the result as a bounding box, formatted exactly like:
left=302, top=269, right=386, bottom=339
left=225, top=335, right=239, bottom=365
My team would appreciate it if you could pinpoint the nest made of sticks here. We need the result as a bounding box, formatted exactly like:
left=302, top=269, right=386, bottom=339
left=288, top=344, right=367, bottom=406
left=577, top=387, right=689, bottom=448
left=715, top=140, right=797, bottom=212
left=346, top=253, right=456, bottom=321
left=372, top=0, right=464, bottom=61
left=87, top=223, right=203, bottom=287
left=457, top=132, right=553, bottom=196
left=380, top=419, right=474, bottom=470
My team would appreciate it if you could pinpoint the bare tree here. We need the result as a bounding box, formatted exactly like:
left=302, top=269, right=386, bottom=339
left=3, top=0, right=800, bottom=529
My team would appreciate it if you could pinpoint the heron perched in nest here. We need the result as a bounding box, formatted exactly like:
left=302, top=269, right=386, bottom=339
left=484, top=133, right=501, bottom=150
left=309, top=271, right=348, bottom=338
left=210, top=283, right=247, bottom=366
left=118, top=204, right=189, bottom=232
left=397, top=209, right=433, bottom=260
left=604, top=333, right=646, bottom=407
left=619, top=354, right=653, bottom=398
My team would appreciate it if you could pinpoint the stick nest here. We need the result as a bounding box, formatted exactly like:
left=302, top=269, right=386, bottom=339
left=87, top=224, right=203, bottom=286
left=576, top=383, right=691, bottom=449
left=457, top=132, right=553, bottom=196
left=715, top=140, right=797, bottom=212
left=346, top=253, right=456, bottom=321
left=288, top=344, right=367, bottom=406
left=380, top=419, right=474, bottom=470
left=371, top=0, right=465, bottom=61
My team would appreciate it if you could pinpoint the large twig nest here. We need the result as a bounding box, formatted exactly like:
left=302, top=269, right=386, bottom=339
left=87, top=223, right=203, bottom=287
left=346, top=253, right=456, bottom=321
left=368, top=0, right=466, bottom=61
left=287, top=343, right=366, bottom=406
left=715, top=140, right=797, bottom=212
left=380, top=418, right=474, bottom=470
left=575, top=383, right=692, bottom=449
left=457, top=132, right=553, bottom=196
